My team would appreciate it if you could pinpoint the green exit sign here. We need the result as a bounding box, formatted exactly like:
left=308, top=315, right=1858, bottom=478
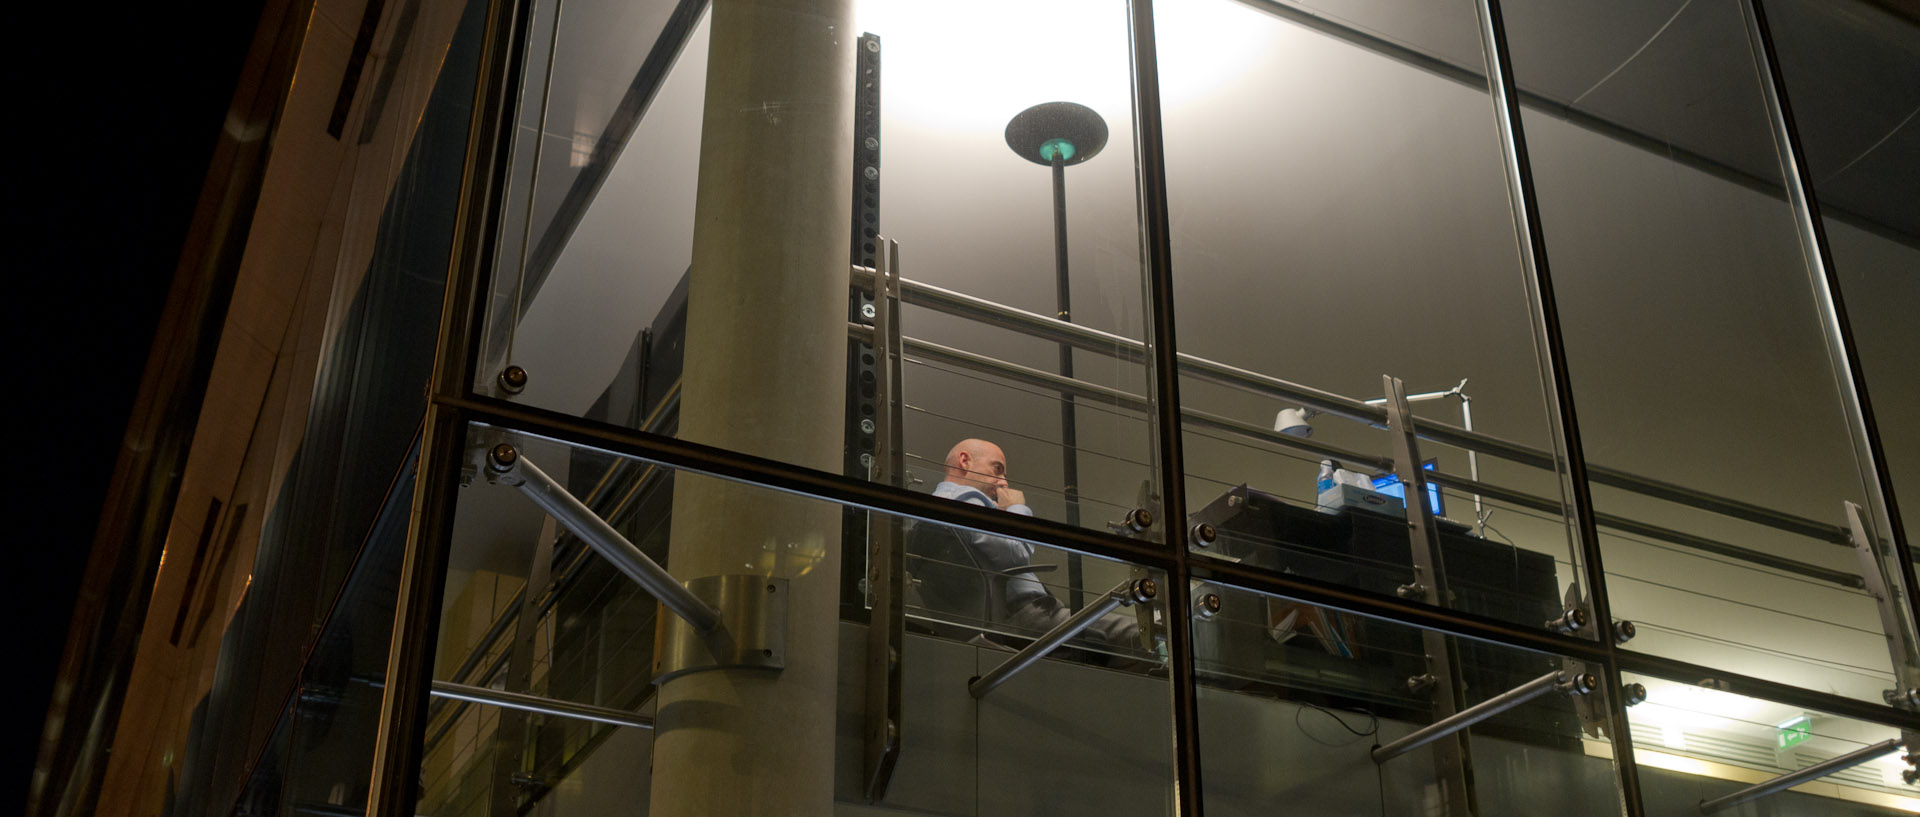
left=1777, top=715, right=1812, bottom=751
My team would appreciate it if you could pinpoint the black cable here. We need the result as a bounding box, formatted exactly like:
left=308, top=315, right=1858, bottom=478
left=1293, top=700, right=1378, bottom=746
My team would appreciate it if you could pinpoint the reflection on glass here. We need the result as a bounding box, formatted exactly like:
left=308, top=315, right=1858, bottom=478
left=477, top=0, right=1161, bottom=536
left=1502, top=0, right=1911, bottom=705
left=1155, top=0, right=1591, bottom=632
left=1194, top=584, right=1624, bottom=816
left=1623, top=672, right=1919, bottom=814
left=416, top=423, right=1172, bottom=815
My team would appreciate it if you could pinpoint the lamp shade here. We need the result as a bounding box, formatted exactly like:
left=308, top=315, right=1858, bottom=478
left=1005, top=101, right=1108, bottom=166
left=1275, top=407, right=1315, bottom=437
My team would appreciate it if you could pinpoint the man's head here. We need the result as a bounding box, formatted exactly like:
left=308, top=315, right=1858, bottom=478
left=944, top=438, right=1009, bottom=503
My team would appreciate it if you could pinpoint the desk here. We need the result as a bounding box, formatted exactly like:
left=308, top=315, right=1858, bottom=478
left=1188, top=484, right=1581, bottom=747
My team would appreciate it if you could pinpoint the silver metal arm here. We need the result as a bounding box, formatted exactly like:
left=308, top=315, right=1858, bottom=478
left=1698, top=737, right=1902, bottom=814
left=429, top=680, right=654, bottom=730
left=487, top=444, right=722, bottom=634
left=1372, top=669, right=1596, bottom=763
left=968, top=578, right=1157, bottom=699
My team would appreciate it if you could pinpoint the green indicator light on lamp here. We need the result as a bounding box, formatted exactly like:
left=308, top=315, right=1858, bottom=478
left=1038, top=138, right=1076, bottom=162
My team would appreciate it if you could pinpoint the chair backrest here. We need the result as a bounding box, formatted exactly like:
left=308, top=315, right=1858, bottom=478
left=902, top=519, right=988, bottom=623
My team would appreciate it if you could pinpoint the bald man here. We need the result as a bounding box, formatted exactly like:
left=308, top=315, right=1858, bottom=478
left=927, top=438, right=1141, bottom=664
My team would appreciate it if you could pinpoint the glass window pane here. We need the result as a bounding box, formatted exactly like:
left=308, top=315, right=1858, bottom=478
left=478, top=0, right=1163, bottom=538
left=1624, top=671, right=1919, bottom=814
left=414, top=422, right=1175, bottom=816
left=1765, top=0, right=1920, bottom=575
left=1195, top=583, right=1627, bottom=816
left=1502, top=0, right=1914, bottom=706
left=1156, top=0, right=1592, bottom=633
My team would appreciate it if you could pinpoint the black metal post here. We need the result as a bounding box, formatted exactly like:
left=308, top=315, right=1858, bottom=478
left=1127, top=1, right=1203, bottom=814
left=368, top=0, right=533, bottom=808
left=1742, top=0, right=1920, bottom=671
left=1472, top=0, right=1646, bottom=813
left=1051, top=151, right=1087, bottom=608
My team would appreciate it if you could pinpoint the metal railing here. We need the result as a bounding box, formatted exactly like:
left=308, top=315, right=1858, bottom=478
left=849, top=265, right=1862, bottom=588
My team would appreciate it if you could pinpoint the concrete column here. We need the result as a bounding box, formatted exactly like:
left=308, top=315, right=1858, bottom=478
left=649, top=0, right=853, bottom=815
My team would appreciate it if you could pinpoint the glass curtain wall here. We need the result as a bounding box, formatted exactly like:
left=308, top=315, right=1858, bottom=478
left=1762, top=0, right=1920, bottom=565
left=1194, top=585, right=1626, bottom=817
left=356, top=0, right=1920, bottom=816
left=412, top=426, right=1174, bottom=816
left=473, top=0, right=1163, bottom=538
left=1153, top=0, right=1594, bottom=637
left=1502, top=0, right=1917, bottom=711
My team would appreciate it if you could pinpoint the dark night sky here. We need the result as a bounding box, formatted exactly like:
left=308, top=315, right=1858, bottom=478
left=8, top=1, right=264, bottom=807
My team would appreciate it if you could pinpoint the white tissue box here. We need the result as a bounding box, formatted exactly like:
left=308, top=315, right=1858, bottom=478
left=1315, top=483, right=1404, bottom=515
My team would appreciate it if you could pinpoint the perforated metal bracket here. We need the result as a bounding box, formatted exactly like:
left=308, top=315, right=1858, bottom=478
left=1550, top=584, right=1613, bottom=738
left=1843, top=501, right=1920, bottom=710
left=652, top=575, right=789, bottom=684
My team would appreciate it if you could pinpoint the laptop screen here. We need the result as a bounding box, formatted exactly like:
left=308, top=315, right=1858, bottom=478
left=1371, top=460, right=1444, bottom=517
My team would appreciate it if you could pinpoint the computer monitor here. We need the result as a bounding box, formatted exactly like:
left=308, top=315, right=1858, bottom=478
left=1371, top=459, right=1444, bottom=518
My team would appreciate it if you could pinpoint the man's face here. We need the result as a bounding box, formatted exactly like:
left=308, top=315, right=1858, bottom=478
left=957, top=444, right=1010, bottom=502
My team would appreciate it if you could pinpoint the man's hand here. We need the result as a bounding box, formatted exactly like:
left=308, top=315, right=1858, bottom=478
left=998, top=487, right=1026, bottom=508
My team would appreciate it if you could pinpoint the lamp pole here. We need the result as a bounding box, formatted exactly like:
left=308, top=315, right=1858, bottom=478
left=1007, top=101, right=1108, bottom=607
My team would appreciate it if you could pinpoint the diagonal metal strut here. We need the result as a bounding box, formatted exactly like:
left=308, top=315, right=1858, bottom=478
left=486, top=444, right=720, bottom=633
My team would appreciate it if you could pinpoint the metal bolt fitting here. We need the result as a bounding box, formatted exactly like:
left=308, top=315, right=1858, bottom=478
left=1124, top=578, right=1158, bottom=605
left=861, top=303, right=876, bottom=319
left=864, top=166, right=878, bottom=180
left=1126, top=508, right=1155, bottom=532
left=487, top=443, right=519, bottom=473
left=1396, top=582, right=1426, bottom=599
left=1558, top=672, right=1599, bottom=696
left=1613, top=619, right=1637, bottom=644
left=497, top=364, right=529, bottom=395
left=865, top=136, right=879, bottom=151
left=859, top=453, right=874, bottom=468
left=1621, top=682, right=1648, bottom=707
left=1546, top=607, right=1589, bottom=635
left=1195, top=593, right=1222, bottom=620
left=860, top=419, right=875, bottom=434
left=865, top=38, right=879, bottom=52
left=1190, top=522, right=1216, bottom=549
left=1407, top=673, right=1437, bottom=694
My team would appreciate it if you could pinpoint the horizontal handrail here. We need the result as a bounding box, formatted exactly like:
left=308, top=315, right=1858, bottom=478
left=850, top=266, right=1852, bottom=548
left=855, top=320, right=1859, bottom=588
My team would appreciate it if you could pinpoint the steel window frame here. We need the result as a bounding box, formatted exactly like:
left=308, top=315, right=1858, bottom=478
left=362, top=1, right=1920, bottom=816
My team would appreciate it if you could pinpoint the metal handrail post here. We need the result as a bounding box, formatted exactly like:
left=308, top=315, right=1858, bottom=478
left=488, top=445, right=721, bottom=633
left=1372, top=670, right=1593, bottom=763
left=968, top=578, right=1156, bottom=699
left=1698, top=738, right=1902, bottom=814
